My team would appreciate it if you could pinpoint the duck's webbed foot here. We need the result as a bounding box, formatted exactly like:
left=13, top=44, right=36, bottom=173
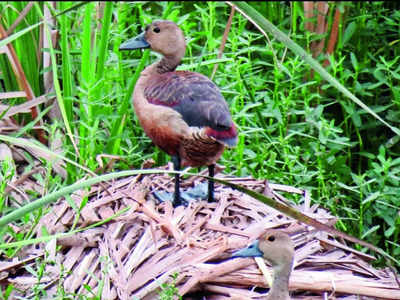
left=153, top=181, right=209, bottom=207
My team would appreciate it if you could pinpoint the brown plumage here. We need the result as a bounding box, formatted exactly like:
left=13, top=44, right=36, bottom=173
left=120, top=20, right=237, bottom=207
left=232, top=230, right=295, bottom=300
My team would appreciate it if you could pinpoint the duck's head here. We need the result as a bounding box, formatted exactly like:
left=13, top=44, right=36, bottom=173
left=120, top=20, right=186, bottom=60
left=232, top=230, right=295, bottom=268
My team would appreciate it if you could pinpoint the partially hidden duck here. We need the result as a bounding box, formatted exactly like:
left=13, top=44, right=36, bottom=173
left=120, top=20, right=238, bottom=207
left=232, top=230, right=295, bottom=300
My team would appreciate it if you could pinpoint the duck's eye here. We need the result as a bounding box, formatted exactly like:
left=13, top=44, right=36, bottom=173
left=268, top=235, right=275, bottom=242
left=153, top=27, right=161, bottom=33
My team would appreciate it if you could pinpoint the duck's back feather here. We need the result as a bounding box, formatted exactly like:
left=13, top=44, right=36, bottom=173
left=144, top=71, right=233, bottom=131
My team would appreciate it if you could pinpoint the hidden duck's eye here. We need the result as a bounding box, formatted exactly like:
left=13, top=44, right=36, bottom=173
left=268, top=235, right=275, bottom=242
left=153, top=27, right=161, bottom=33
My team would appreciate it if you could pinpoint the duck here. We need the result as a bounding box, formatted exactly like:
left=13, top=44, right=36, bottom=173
left=232, top=230, right=295, bottom=300
left=119, top=20, right=238, bottom=207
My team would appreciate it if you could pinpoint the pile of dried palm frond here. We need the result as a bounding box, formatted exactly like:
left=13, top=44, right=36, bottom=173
left=1, top=164, right=400, bottom=299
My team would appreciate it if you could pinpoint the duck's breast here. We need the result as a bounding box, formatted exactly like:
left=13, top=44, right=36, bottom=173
left=133, top=75, right=189, bottom=156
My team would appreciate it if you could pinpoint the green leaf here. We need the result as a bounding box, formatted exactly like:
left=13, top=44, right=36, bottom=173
left=362, top=192, right=380, bottom=206
left=373, top=69, right=388, bottom=84
left=385, top=226, right=396, bottom=238
left=361, top=225, right=380, bottom=239
left=343, top=21, right=357, bottom=46
left=350, top=52, right=359, bottom=72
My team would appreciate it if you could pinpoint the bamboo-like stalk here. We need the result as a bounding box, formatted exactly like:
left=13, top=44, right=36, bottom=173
left=211, top=6, right=235, bottom=80
left=5, top=2, right=34, bottom=36
left=312, top=2, right=329, bottom=58
left=323, top=7, right=341, bottom=67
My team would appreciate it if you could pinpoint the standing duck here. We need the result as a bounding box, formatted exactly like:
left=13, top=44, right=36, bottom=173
left=120, top=20, right=238, bottom=207
left=232, top=230, right=295, bottom=300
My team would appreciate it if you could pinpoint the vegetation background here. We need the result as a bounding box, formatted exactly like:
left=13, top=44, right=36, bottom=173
left=1, top=1, right=400, bottom=298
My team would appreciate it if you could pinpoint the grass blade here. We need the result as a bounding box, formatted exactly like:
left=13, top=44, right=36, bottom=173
left=96, top=2, right=113, bottom=81
left=59, top=1, right=73, bottom=122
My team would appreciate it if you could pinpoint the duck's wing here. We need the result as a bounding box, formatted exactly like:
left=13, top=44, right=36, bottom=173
left=144, top=71, right=233, bottom=131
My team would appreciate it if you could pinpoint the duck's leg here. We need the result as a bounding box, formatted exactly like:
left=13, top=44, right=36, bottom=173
left=171, top=155, right=181, bottom=207
left=208, top=164, right=215, bottom=202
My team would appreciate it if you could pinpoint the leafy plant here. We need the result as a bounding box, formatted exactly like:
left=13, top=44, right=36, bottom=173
left=158, top=273, right=182, bottom=300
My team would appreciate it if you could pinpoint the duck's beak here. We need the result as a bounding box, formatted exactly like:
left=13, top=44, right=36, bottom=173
left=232, top=240, right=263, bottom=258
left=119, top=32, right=150, bottom=50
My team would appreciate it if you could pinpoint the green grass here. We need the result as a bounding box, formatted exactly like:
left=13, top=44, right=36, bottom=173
left=157, top=273, right=182, bottom=300
left=1, top=1, right=400, bottom=297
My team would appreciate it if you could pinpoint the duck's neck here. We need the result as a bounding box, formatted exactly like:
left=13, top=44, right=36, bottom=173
left=267, top=264, right=292, bottom=300
left=155, top=55, right=181, bottom=74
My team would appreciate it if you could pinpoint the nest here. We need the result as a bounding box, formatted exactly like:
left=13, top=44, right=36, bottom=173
left=2, top=164, right=400, bottom=299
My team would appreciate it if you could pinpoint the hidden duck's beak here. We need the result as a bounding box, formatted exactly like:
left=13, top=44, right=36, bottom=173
left=120, top=32, right=150, bottom=50
left=232, top=240, right=263, bottom=258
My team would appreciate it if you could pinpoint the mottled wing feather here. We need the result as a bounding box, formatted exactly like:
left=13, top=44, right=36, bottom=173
left=144, top=71, right=232, bottom=130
